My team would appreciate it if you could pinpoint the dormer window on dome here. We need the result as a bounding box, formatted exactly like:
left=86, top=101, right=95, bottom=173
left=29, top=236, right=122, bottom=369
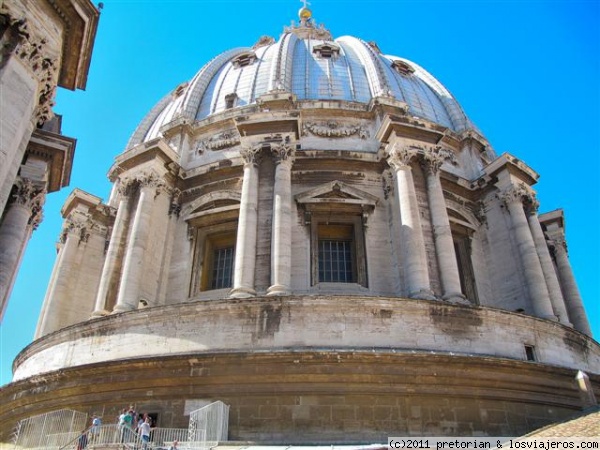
left=225, top=93, right=238, bottom=109
left=312, top=43, right=340, bottom=59
left=172, top=82, right=188, bottom=98
left=232, top=51, right=257, bottom=68
left=391, top=60, right=415, bottom=75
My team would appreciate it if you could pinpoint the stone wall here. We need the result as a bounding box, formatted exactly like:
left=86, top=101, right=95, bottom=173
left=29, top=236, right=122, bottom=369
left=14, top=296, right=600, bottom=381
left=1, top=349, right=598, bottom=442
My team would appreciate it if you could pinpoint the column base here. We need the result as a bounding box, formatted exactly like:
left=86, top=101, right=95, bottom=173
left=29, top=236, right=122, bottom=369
left=409, top=290, right=437, bottom=301
left=540, top=314, right=559, bottom=322
left=442, top=292, right=469, bottom=304
left=229, top=287, right=256, bottom=298
left=90, top=309, right=110, bottom=319
left=266, top=285, right=290, bottom=296
left=112, top=304, right=136, bottom=314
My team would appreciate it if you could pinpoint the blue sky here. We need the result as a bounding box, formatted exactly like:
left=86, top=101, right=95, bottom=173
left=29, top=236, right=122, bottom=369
left=1, top=0, right=599, bottom=386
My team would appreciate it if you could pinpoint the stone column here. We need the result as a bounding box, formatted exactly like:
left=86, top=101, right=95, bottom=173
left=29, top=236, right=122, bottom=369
left=267, top=143, right=294, bottom=296
left=230, top=146, right=261, bottom=298
left=387, top=145, right=435, bottom=300
left=552, top=236, right=591, bottom=336
left=91, top=180, right=133, bottom=317
left=526, top=201, right=571, bottom=326
left=0, top=179, right=44, bottom=320
left=501, top=185, right=556, bottom=320
left=422, top=148, right=466, bottom=303
left=113, top=174, right=163, bottom=313
left=35, top=218, right=84, bottom=338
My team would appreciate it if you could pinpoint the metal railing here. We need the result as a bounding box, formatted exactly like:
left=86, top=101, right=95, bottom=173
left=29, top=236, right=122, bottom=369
left=188, top=401, right=229, bottom=449
left=12, top=409, right=87, bottom=450
left=54, top=424, right=189, bottom=449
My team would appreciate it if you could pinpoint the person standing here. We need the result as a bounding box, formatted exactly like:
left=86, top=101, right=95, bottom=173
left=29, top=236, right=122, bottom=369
left=139, top=416, right=152, bottom=450
left=89, top=414, right=101, bottom=443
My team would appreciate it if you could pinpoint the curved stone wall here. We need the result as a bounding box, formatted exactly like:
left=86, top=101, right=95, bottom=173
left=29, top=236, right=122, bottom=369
left=13, top=296, right=600, bottom=381
left=2, top=349, right=599, bottom=442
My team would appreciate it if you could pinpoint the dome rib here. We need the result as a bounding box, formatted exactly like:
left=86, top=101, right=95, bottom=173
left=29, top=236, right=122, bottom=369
left=181, top=47, right=250, bottom=120
left=126, top=93, right=173, bottom=149
left=125, top=30, right=481, bottom=151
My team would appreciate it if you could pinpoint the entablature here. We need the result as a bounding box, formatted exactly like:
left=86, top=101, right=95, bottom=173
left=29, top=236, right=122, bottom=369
left=109, top=138, right=180, bottom=182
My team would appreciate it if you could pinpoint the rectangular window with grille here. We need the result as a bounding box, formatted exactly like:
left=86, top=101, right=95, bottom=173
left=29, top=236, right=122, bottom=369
left=317, top=224, right=355, bottom=283
left=211, top=246, right=234, bottom=289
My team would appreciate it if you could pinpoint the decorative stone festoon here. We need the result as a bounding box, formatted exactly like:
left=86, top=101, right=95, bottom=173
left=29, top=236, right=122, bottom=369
left=267, top=143, right=295, bottom=296
left=525, top=200, right=571, bottom=325
left=421, top=147, right=466, bottom=303
left=0, top=178, right=44, bottom=317
left=230, top=147, right=261, bottom=298
left=113, top=173, right=165, bottom=313
left=91, top=180, right=134, bottom=317
left=500, top=184, right=556, bottom=320
left=387, top=144, right=435, bottom=300
left=552, top=236, right=592, bottom=336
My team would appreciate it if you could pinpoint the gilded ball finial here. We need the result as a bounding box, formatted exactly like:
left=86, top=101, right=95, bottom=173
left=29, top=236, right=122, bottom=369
left=299, top=6, right=312, bottom=21
left=298, top=0, right=312, bottom=22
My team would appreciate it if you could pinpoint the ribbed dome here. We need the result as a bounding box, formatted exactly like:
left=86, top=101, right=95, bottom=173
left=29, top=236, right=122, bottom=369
left=128, top=25, right=475, bottom=149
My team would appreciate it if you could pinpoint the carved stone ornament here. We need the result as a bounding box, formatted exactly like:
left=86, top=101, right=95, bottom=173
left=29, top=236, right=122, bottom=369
left=499, top=183, right=535, bottom=206
left=169, top=188, right=182, bottom=217
left=382, top=169, right=395, bottom=200
left=7, top=178, right=45, bottom=229
left=552, top=235, right=567, bottom=254
left=271, top=142, right=295, bottom=164
left=240, top=146, right=263, bottom=166
left=116, top=178, right=136, bottom=197
left=196, top=130, right=240, bottom=154
left=421, top=146, right=456, bottom=175
left=386, top=143, right=421, bottom=170
left=1, top=7, right=58, bottom=126
left=302, top=121, right=369, bottom=139
left=253, top=35, right=275, bottom=49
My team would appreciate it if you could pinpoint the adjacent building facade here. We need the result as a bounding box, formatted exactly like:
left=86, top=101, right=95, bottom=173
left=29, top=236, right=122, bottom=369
left=0, top=0, right=99, bottom=321
left=1, top=7, right=598, bottom=443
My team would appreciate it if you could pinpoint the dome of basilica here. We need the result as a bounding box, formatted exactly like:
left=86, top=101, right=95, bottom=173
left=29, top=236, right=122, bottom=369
left=128, top=24, right=475, bottom=149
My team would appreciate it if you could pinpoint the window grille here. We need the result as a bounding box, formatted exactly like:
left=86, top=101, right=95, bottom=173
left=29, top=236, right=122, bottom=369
left=211, top=246, right=234, bottom=289
left=318, top=239, right=354, bottom=283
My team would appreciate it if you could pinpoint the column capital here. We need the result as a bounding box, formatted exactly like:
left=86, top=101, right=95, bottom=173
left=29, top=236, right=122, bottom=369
left=271, top=142, right=295, bottom=166
left=386, top=144, right=420, bottom=171
left=240, top=146, right=263, bottom=167
left=499, top=183, right=535, bottom=207
left=9, top=178, right=46, bottom=229
left=421, top=146, right=455, bottom=176
left=552, top=235, right=567, bottom=254
left=10, top=178, right=45, bottom=208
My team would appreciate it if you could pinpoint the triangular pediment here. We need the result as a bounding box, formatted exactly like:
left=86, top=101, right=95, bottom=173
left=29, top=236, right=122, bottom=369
left=295, top=181, right=379, bottom=208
